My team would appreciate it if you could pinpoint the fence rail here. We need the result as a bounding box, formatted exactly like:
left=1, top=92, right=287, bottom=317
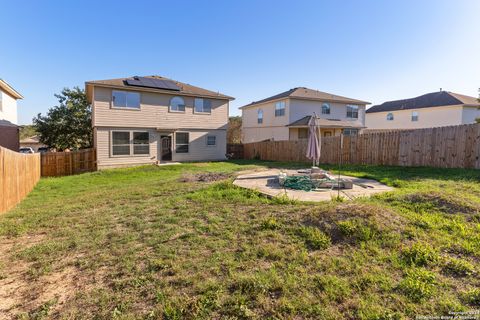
left=41, top=148, right=96, bottom=177
left=0, top=146, right=41, bottom=214
left=244, top=123, right=480, bottom=169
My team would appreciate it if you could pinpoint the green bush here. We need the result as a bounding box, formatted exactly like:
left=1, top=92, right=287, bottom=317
left=399, top=268, right=436, bottom=302
left=297, top=226, right=331, bottom=250
left=401, top=243, right=439, bottom=267
left=442, top=257, right=475, bottom=277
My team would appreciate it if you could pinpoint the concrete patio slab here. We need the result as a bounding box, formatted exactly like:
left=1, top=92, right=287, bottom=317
left=233, top=169, right=394, bottom=202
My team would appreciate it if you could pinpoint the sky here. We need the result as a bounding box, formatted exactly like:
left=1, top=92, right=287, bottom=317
left=1, top=0, right=479, bottom=125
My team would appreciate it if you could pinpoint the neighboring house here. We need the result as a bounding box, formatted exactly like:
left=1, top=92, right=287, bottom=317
left=241, top=87, right=370, bottom=143
left=85, top=76, right=234, bottom=169
left=0, top=79, right=23, bottom=151
left=20, top=135, right=48, bottom=152
left=365, top=91, right=480, bottom=130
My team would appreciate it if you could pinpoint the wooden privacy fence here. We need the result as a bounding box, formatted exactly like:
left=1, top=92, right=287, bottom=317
left=227, top=144, right=244, bottom=159
left=0, top=146, right=41, bottom=214
left=244, top=123, right=480, bottom=169
left=41, top=148, right=96, bottom=177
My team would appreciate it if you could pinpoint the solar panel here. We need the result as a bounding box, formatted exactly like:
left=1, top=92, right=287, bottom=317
left=125, top=76, right=181, bottom=91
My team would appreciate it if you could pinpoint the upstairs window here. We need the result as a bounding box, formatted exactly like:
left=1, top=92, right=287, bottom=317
left=194, top=98, right=212, bottom=113
left=257, top=109, right=263, bottom=124
left=170, top=96, right=185, bottom=112
left=112, top=91, right=140, bottom=109
left=176, top=132, right=189, bottom=153
left=275, top=101, right=286, bottom=117
left=322, top=103, right=330, bottom=115
left=411, top=111, right=419, bottom=122
left=346, top=105, right=359, bottom=118
left=386, top=112, right=394, bottom=121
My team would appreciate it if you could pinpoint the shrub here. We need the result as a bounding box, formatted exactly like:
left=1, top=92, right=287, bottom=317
left=401, top=243, right=439, bottom=267
left=442, top=257, right=475, bottom=277
left=297, top=226, right=331, bottom=250
left=462, top=288, right=480, bottom=306
left=399, top=268, right=436, bottom=302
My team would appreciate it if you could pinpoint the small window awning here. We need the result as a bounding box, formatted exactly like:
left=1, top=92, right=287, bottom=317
left=287, top=116, right=366, bottom=129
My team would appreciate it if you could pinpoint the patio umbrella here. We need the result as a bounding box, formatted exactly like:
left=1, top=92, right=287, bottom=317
left=306, top=114, right=321, bottom=167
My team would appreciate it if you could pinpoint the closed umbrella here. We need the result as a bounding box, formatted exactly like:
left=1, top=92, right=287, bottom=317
left=306, top=114, right=321, bottom=167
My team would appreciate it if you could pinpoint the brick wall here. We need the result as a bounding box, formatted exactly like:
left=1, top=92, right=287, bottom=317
left=0, top=125, right=20, bottom=151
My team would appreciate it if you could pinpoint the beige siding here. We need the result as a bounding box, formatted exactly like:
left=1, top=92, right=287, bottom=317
left=365, top=105, right=466, bottom=130
left=242, top=98, right=366, bottom=143
left=289, top=99, right=366, bottom=127
left=93, top=87, right=228, bottom=130
left=172, top=130, right=226, bottom=162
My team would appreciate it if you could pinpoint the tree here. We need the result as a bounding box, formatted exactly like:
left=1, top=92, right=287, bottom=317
left=33, top=87, right=92, bottom=150
left=227, top=116, right=242, bottom=144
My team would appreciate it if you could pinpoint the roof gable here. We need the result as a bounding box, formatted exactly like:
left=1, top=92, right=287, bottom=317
left=366, top=91, right=479, bottom=113
left=0, top=79, right=23, bottom=100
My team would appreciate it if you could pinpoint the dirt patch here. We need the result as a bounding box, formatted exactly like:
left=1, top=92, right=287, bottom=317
left=179, top=172, right=231, bottom=183
left=402, top=192, right=478, bottom=215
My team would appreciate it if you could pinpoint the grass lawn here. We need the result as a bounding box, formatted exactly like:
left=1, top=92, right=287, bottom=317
left=0, top=160, right=479, bottom=319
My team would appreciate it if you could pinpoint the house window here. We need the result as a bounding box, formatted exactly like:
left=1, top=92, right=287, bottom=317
left=343, top=128, right=359, bottom=136
left=387, top=113, right=394, bottom=121
left=194, top=98, right=212, bottom=113
left=411, top=111, right=419, bottom=122
left=275, top=101, right=286, bottom=117
left=170, top=96, right=185, bottom=112
left=111, top=131, right=150, bottom=156
left=112, top=91, right=140, bottom=109
left=298, top=128, right=308, bottom=139
left=133, top=132, right=149, bottom=155
left=346, top=105, right=359, bottom=118
left=176, top=132, right=189, bottom=153
left=257, top=109, right=263, bottom=124
left=206, top=135, right=216, bottom=146
left=322, top=103, right=330, bottom=115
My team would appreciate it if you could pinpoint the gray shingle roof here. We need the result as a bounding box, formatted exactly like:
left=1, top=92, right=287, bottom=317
left=86, top=75, right=234, bottom=100
left=287, top=116, right=365, bottom=128
left=366, top=91, right=479, bottom=113
left=241, top=87, right=370, bottom=108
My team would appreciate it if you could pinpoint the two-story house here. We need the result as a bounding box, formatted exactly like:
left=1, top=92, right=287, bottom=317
left=241, top=87, right=369, bottom=143
left=86, top=76, right=234, bottom=169
left=0, top=79, right=23, bottom=151
left=365, top=91, right=480, bottom=130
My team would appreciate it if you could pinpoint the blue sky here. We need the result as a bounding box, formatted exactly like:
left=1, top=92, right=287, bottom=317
left=1, top=0, right=479, bottom=124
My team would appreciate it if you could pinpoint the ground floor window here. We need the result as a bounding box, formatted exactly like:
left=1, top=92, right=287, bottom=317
left=343, top=128, right=359, bottom=136
left=176, top=132, right=189, bottom=153
left=111, top=131, right=150, bottom=156
left=206, top=135, right=216, bottom=146
left=298, top=128, right=308, bottom=139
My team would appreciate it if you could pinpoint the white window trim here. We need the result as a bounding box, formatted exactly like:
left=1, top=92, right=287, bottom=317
left=411, top=111, right=419, bottom=122
left=111, top=90, right=141, bottom=110
left=257, top=109, right=264, bottom=124
left=175, top=132, right=190, bottom=154
left=346, top=105, right=359, bottom=119
left=194, top=98, right=212, bottom=114
left=169, top=96, right=186, bottom=113
left=275, top=101, right=286, bottom=117
left=110, top=130, right=150, bottom=157
left=206, top=135, right=217, bottom=147
left=322, top=103, right=331, bottom=115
